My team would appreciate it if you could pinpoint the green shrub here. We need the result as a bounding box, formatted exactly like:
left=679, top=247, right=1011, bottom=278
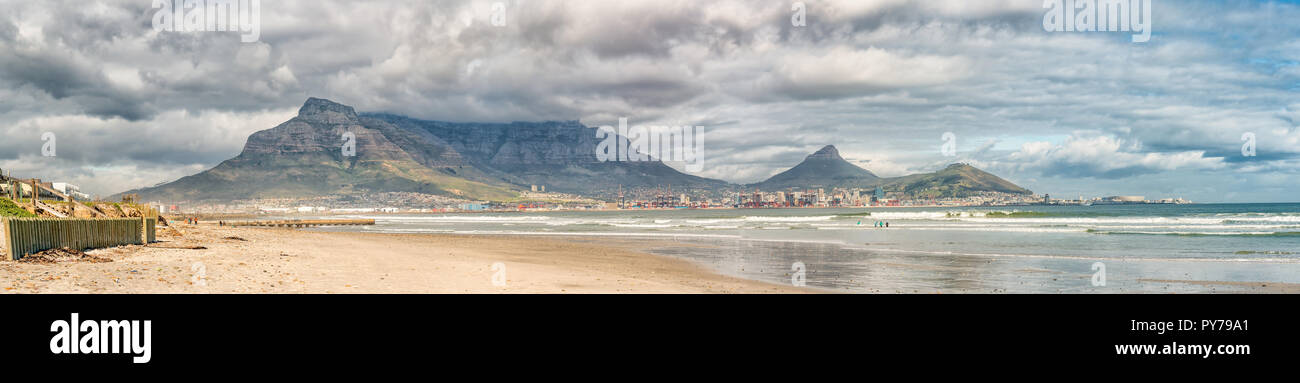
left=0, top=199, right=37, bottom=217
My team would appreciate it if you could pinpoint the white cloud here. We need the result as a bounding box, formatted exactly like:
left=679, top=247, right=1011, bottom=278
left=760, top=46, right=971, bottom=100
left=1006, top=135, right=1227, bottom=179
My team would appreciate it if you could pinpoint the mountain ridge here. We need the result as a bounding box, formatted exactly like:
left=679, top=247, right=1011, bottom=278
left=118, top=99, right=1032, bottom=202
left=119, top=98, right=520, bottom=202
left=120, top=98, right=726, bottom=202
left=750, top=145, right=1032, bottom=198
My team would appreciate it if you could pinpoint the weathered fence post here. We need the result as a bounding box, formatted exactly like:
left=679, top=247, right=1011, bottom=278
left=2, top=218, right=13, bottom=261
left=2, top=218, right=151, bottom=260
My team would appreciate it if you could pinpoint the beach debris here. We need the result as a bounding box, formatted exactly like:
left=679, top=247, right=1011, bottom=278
left=17, top=248, right=112, bottom=264
left=118, top=205, right=141, bottom=217
left=223, top=236, right=248, bottom=241
left=92, top=203, right=125, bottom=217
left=146, top=244, right=208, bottom=250
left=156, top=226, right=185, bottom=237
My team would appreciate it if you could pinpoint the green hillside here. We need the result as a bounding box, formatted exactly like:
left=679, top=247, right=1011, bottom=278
left=882, top=164, right=1032, bottom=198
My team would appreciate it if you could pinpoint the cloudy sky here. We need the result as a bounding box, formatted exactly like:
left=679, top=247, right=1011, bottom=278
left=1, top=0, right=1298, bottom=202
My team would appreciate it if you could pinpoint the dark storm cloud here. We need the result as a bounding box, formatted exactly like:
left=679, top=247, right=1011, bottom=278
left=0, top=45, right=152, bottom=120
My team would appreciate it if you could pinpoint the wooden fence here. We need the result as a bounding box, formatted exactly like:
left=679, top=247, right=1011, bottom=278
left=144, top=217, right=156, bottom=243
left=1, top=217, right=157, bottom=261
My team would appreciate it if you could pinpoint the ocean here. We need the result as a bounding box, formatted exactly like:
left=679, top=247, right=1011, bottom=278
left=314, top=203, right=1300, bottom=293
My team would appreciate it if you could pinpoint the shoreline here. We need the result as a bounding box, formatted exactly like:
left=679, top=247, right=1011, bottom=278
left=188, top=203, right=1200, bottom=218
left=0, top=224, right=810, bottom=294
left=4, top=218, right=1297, bottom=294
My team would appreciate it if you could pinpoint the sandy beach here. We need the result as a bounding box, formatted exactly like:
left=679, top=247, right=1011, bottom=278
left=0, top=223, right=809, bottom=294
left=5, top=209, right=1299, bottom=294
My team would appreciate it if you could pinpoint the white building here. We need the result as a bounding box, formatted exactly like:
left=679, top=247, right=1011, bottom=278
left=48, top=182, right=91, bottom=200
left=51, top=182, right=78, bottom=194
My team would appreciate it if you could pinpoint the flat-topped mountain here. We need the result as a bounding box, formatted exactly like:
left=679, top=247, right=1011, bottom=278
left=364, top=113, right=726, bottom=194
left=121, top=98, right=515, bottom=202
left=120, top=98, right=724, bottom=202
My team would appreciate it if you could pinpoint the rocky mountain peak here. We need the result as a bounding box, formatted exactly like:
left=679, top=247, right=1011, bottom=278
left=297, top=97, right=359, bottom=124
left=750, top=145, right=878, bottom=189
left=807, top=145, right=842, bottom=160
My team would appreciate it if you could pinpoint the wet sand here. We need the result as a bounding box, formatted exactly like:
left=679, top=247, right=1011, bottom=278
left=1136, top=279, right=1300, bottom=294
left=4, top=223, right=1294, bottom=294
left=624, top=237, right=1300, bottom=294
left=0, top=224, right=809, bottom=294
